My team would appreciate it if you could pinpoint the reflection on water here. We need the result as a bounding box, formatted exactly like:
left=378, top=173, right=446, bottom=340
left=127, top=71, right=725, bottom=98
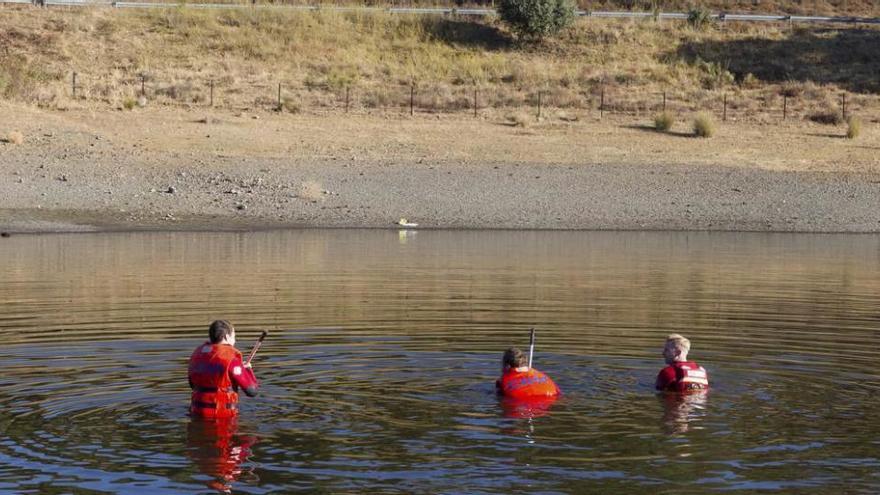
left=187, top=418, right=258, bottom=493
left=0, top=230, right=879, bottom=493
left=659, top=391, right=709, bottom=435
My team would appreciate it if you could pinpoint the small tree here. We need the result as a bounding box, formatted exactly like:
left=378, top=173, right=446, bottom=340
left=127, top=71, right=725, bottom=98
left=497, top=0, right=576, bottom=41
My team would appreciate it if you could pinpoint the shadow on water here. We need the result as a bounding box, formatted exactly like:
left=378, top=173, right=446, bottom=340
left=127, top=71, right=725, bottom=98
left=674, top=27, right=880, bottom=93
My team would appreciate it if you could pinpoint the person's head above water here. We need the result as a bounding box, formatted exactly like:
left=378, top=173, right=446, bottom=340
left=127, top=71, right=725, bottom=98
left=209, top=320, right=236, bottom=346
left=502, top=347, right=528, bottom=371
left=663, top=333, right=691, bottom=364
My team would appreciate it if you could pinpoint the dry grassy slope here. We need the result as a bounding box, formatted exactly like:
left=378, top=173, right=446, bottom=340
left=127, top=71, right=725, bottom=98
left=582, top=0, right=880, bottom=16
left=1, top=6, right=878, bottom=119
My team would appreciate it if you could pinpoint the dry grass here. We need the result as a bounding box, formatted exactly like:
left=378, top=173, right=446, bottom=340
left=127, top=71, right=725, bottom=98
left=6, top=131, right=24, bottom=145
left=846, top=116, right=862, bottom=139
left=693, top=112, right=715, bottom=137
left=508, top=112, right=531, bottom=127
left=1, top=7, right=879, bottom=122
left=654, top=111, right=675, bottom=131
left=808, top=109, right=843, bottom=125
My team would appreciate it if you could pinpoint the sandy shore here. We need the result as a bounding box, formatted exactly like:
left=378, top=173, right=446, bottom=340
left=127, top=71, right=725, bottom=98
left=1, top=103, right=879, bottom=233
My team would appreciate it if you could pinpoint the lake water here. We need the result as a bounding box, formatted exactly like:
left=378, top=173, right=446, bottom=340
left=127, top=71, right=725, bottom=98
left=0, top=230, right=878, bottom=494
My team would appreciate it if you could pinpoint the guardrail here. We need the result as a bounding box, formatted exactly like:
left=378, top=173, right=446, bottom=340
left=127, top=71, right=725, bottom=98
left=4, top=0, right=880, bottom=25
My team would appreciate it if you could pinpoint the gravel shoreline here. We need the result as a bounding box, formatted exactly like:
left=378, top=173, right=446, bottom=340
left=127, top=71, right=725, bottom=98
left=2, top=106, right=879, bottom=234
left=2, top=156, right=879, bottom=233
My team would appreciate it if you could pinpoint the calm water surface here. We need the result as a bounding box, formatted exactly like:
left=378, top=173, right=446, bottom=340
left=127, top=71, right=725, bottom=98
left=0, top=230, right=878, bottom=494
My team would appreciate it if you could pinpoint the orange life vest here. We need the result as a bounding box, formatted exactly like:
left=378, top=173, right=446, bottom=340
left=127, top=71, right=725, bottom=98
left=497, top=368, right=561, bottom=399
left=188, top=342, right=241, bottom=419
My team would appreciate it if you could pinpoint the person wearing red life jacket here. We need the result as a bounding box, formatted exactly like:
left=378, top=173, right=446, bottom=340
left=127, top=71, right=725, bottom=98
left=496, top=347, right=561, bottom=399
left=188, top=320, right=259, bottom=419
left=655, top=333, right=709, bottom=393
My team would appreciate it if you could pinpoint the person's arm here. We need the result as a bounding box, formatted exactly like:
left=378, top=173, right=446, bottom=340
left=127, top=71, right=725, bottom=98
left=655, top=366, right=676, bottom=391
left=230, top=355, right=259, bottom=397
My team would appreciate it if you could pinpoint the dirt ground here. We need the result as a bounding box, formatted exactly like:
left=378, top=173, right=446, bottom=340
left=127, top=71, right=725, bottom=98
left=1, top=102, right=878, bottom=232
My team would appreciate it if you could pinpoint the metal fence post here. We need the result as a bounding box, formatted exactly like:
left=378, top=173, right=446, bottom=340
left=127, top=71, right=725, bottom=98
left=410, top=83, right=414, bottom=116
left=140, top=74, right=146, bottom=96
left=277, top=83, right=282, bottom=111
left=473, top=87, right=477, bottom=118
left=345, top=86, right=350, bottom=113
left=209, top=80, right=214, bottom=107
left=537, top=91, right=542, bottom=119
left=841, top=93, right=847, bottom=120
left=783, top=95, right=787, bottom=120
left=662, top=91, right=666, bottom=112
left=600, top=87, right=605, bottom=119
left=72, top=72, right=77, bottom=98
left=723, top=93, right=727, bottom=122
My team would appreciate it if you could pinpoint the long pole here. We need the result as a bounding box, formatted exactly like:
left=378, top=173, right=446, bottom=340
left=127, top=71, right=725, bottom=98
left=527, top=328, right=535, bottom=369
left=245, top=330, right=269, bottom=366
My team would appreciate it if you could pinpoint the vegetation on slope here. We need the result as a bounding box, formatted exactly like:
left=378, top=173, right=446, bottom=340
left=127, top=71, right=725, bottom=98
left=1, top=7, right=877, bottom=120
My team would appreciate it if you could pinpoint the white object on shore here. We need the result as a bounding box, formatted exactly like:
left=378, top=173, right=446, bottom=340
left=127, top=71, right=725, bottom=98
left=396, top=218, right=418, bottom=228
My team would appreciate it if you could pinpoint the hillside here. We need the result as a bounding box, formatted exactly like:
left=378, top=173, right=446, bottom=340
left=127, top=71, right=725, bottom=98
left=1, top=6, right=878, bottom=122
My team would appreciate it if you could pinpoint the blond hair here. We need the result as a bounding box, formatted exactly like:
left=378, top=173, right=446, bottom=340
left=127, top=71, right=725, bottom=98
left=666, top=334, right=691, bottom=354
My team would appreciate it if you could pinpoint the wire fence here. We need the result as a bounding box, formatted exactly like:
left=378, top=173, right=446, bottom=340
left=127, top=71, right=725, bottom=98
left=54, top=70, right=877, bottom=126
left=3, top=0, right=880, bottom=26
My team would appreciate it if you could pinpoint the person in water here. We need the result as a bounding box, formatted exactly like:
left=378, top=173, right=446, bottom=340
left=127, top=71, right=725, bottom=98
left=655, top=333, right=709, bottom=393
left=496, top=347, right=560, bottom=399
left=188, top=320, right=259, bottom=418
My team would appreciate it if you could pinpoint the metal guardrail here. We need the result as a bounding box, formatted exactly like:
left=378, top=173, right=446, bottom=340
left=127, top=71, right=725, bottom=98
left=4, top=0, right=880, bottom=25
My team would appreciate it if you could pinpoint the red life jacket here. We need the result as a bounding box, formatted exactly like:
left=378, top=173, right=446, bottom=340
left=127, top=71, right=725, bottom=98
left=497, top=368, right=561, bottom=399
left=665, top=361, right=709, bottom=393
left=188, top=342, right=241, bottom=418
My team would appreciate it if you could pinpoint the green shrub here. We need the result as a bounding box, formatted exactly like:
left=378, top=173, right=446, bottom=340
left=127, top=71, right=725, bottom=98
left=687, top=7, right=713, bottom=30
left=846, top=116, right=862, bottom=139
left=654, top=111, right=675, bottom=132
left=497, top=0, right=576, bottom=41
left=122, top=97, right=137, bottom=110
left=693, top=112, right=715, bottom=138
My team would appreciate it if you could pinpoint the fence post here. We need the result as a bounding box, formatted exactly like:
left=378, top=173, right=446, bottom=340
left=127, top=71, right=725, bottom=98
left=473, top=87, right=478, bottom=118
left=841, top=93, right=847, bottom=120
left=72, top=72, right=77, bottom=98
left=345, top=86, right=350, bottom=114
left=410, top=83, right=414, bottom=116
left=537, top=91, right=542, bottom=119
left=723, top=93, right=727, bottom=122
left=662, top=91, right=666, bottom=112
left=600, top=87, right=605, bottom=119
left=277, top=83, right=282, bottom=111
left=783, top=95, right=787, bottom=120
left=140, top=74, right=146, bottom=96
left=209, top=80, right=214, bottom=107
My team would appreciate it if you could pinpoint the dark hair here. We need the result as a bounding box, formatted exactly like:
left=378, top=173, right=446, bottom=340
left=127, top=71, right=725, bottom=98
left=502, top=347, right=527, bottom=368
left=209, top=320, right=234, bottom=344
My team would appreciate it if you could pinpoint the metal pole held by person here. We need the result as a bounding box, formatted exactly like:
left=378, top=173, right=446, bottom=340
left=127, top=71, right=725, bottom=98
left=245, top=330, right=268, bottom=366
left=528, top=327, right=536, bottom=369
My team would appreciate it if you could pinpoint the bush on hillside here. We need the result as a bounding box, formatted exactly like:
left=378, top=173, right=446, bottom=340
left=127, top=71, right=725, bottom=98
left=654, top=111, right=675, bottom=131
left=693, top=113, right=716, bottom=138
left=808, top=110, right=843, bottom=125
left=497, top=0, right=576, bottom=41
left=846, top=116, right=862, bottom=139
left=687, top=7, right=714, bottom=30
